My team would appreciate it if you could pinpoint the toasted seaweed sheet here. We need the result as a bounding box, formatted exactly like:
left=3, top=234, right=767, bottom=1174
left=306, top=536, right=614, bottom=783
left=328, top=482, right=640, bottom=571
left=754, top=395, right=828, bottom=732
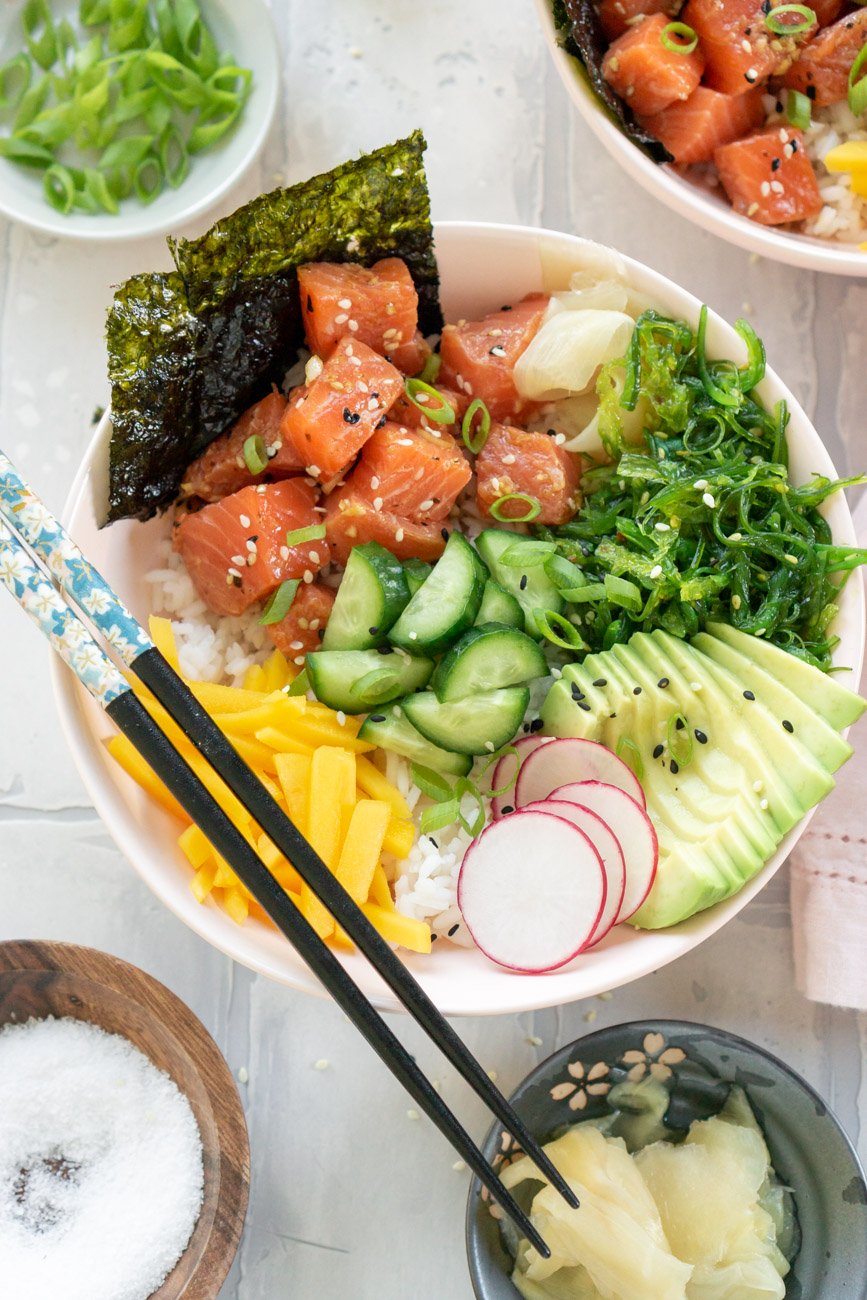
left=553, top=0, right=673, bottom=165
left=106, top=131, right=441, bottom=524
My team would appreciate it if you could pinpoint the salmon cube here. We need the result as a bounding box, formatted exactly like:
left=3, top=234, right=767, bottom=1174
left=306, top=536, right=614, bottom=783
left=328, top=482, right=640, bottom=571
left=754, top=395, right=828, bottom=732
left=682, top=0, right=814, bottom=94
left=439, top=294, right=548, bottom=421
left=714, top=126, right=822, bottom=224
left=325, top=488, right=447, bottom=566
left=781, top=10, right=867, bottom=107
left=598, top=0, right=682, bottom=44
left=174, top=480, right=331, bottom=617
left=602, top=14, right=705, bottom=118
left=639, top=85, right=765, bottom=163
left=348, top=422, right=471, bottom=523
left=280, top=337, right=404, bottom=481
left=181, top=391, right=304, bottom=503
left=267, top=582, right=336, bottom=660
left=298, top=257, right=420, bottom=365
left=475, top=424, right=580, bottom=527
left=388, top=330, right=432, bottom=377
left=809, top=0, right=844, bottom=27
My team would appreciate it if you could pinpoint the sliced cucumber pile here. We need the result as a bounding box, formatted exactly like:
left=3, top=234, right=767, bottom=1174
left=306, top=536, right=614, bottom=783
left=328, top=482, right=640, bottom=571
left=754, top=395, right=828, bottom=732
left=307, top=528, right=556, bottom=762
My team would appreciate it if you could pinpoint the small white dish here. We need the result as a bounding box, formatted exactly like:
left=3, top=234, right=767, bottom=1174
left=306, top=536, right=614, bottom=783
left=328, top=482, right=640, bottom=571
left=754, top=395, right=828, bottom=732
left=52, top=221, right=865, bottom=1016
left=0, top=0, right=279, bottom=242
left=535, top=0, right=867, bottom=277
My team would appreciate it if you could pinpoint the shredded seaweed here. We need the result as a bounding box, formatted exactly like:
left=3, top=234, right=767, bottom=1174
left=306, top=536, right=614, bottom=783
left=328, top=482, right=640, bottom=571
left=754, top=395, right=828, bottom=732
left=106, top=131, right=441, bottom=523
left=551, top=0, right=674, bottom=165
left=537, top=310, right=867, bottom=673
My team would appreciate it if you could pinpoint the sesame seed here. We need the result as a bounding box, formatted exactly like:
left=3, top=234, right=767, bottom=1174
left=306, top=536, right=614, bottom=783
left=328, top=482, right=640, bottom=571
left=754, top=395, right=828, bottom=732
left=307, top=464, right=321, bottom=477
left=694, top=479, right=709, bottom=491
left=732, top=594, right=742, bottom=609
left=227, top=567, right=242, bottom=580
left=231, top=554, right=245, bottom=565
left=314, top=1059, right=329, bottom=1070
left=785, top=553, right=798, bottom=565
left=239, top=514, right=251, bottom=529
left=484, top=741, right=495, bottom=752
left=694, top=729, right=708, bottom=744
left=373, top=496, right=383, bottom=511
left=744, top=690, right=755, bottom=701
left=370, top=476, right=381, bottom=489
left=760, top=798, right=770, bottom=811
left=294, top=655, right=305, bottom=665
left=452, top=1160, right=466, bottom=1172
left=338, top=298, right=352, bottom=309
left=526, top=1035, right=543, bottom=1047
left=407, top=1109, right=420, bottom=1121
left=657, top=677, right=669, bottom=688
left=303, top=569, right=313, bottom=584
left=753, top=780, right=764, bottom=792
left=770, top=180, right=784, bottom=195
left=309, top=550, right=320, bottom=565
left=655, top=522, right=670, bottom=532
left=395, top=527, right=405, bottom=542
left=691, top=681, right=702, bottom=692
left=760, top=181, right=771, bottom=197
left=747, top=202, right=760, bottom=216
left=650, top=564, right=662, bottom=579
left=334, top=313, right=349, bottom=324
left=336, top=711, right=347, bottom=727
left=409, top=631, right=418, bottom=640
left=238, top=1066, right=249, bottom=1084
left=702, top=492, right=716, bottom=508
left=554, top=433, right=566, bottom=445
left=348, top=319, right=359, bottom=333
left=419, top=499, right=434, bottom=511
left=782, top=719, right=794, bottom=733
left=730, top=532, right=743, bottom=541
left=502, top=453, right=516, bottom=465
left=653, top=744, right=664, bottom=759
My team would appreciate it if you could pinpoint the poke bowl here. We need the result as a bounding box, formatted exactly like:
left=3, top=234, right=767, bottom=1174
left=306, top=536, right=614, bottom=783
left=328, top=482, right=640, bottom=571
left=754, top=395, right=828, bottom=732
left=466, top=1019, right=867, bottom=1298
left=52, top=139, right=865, bottom=1017
left=535, top=0, right=867, bottom=276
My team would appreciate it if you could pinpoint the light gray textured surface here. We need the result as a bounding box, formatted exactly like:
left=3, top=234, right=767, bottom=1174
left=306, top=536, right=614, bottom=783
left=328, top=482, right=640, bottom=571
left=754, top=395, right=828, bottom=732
left=0, top=2, right=865, bottom=1297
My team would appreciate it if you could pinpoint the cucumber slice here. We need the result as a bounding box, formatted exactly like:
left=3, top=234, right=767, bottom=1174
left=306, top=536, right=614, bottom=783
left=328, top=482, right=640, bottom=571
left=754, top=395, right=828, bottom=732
left=402, top=686, right=530, bottom=755
left=322, top=542, right=410, bottom=650
left=358, top=708, right=472, bottom=776
left=475, top=579, right=524, bottom=629
left=307, top=648, right=433, bottom=714
left=403, top=558, right=432, bottom=596
left=431, top=623, right=548, bottom=701
left=389, top=532, right=485, bottom=655
left=475, top=528, right=563, bottom=637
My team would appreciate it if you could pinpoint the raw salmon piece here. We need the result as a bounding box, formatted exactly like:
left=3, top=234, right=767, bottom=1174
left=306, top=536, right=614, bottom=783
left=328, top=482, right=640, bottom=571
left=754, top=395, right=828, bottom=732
left=682, top=0, right=814, bottom=94
left=325, top=488, right=447, bottom=566
left=348, top=421, right=471, bottom=523
left=602, top=14, right=705, bottom=117
left=714, top=125, right=822, bottom=224
left=439, top=294, right=548, bottom=421
left=598, top=0, right=682, bottom=44
left=639, top=85, right=765, bottom=162
left=280, top=337, right=404, bottom=481
left=388, top=330, right=432, bottom=377
left=298, top=258, right=419, bottom=363
left=810, top=0, right=845, bottom=27
left=475, top=424, right=580, bottom=527
left=781, top=9, right=867, bottom=107
left=388, top=384, right=469, bottom=434
left=181, top=391, right=303, bottom=503
left=175, top=480, right=331, bottom=617
left=267, top=583, right=335, bottom=660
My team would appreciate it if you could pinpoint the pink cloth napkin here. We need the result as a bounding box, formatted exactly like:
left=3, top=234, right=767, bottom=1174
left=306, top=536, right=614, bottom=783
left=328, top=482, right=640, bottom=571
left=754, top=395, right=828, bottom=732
left=789, top=493, right=867, bottom=1010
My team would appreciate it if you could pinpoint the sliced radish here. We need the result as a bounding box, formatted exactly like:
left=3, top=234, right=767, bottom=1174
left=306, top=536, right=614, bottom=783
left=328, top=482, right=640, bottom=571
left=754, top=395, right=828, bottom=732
left=552, top=780, right=658, bottom=921
left=523, top=799, right=626, bottom=948
left=490, top=734, right=553, bottom=819
left=515, top=736, right=645, bottom=811
left=457, top=810, right=607, bottom=973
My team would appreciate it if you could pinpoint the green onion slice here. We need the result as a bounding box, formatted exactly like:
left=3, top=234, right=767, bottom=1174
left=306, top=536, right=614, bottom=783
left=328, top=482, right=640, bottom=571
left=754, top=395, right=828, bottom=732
left=285, top=523, right=327, bottom=548
left=243, top=433, right=268, bottom=475
left=420, top=799, right=461, bottom=835
left=462, top=397, right=491, bottom=453
left=419, top=351, right=441, bottom=385
left=489, top=493, right=541, bottom=523
left=660, top=21, right=699, bottom=52
left=158, top=121, right=190, bottom=189
left=786, top=88, right=812, bottom=130
left=849, top=43, right=867, bottom=117
left=410, top=763, right=454, bottom=803
left=133, top=154, right=163, bottom=204
left=260, top=579, right=300, bottom=627
left=455, top=778, right=487, bottom=838
left=667, top=712, right=695, bottom=768
left=498, top=540, right=557, bottom=567
left=616, top=736, right=644, bottom=782
left=0, top=54, right=32, bottom=114
left=535, top=609, right=588, bottom=651
left=43, top=162, right=76, bottom=213
left=22, top=0, right=58, bottom=71
left=403, top=377, right=455, bottom=425
left=765, top=4, right=815, bottom=35
left=479, top=745, right=520, bottom=798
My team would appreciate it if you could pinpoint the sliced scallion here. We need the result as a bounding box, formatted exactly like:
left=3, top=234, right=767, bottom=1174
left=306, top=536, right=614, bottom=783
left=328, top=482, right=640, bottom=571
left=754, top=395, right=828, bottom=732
left=285, top=523, right=327, bottom=547
left=660, top=21, right=698, bottom=52
left=535, top=609, right=588, bottom=651
left=667, top=712, right=695, bottom=767
left=497, top=540, right=558, bottom=567
left=410, top=763, right=454, bottom=803
left=615, top=736, right=644, bottom=781
left=260, top=579, right=300, bottom=626
left=420, top=799, right=461, bottom=835
left=461, top=397, right=491, bottom=453
left=489, top=493, right=541, bottom=523
left=403, top=377, right=455, bottom=425
left=243, top=433, right=268, bottom=476
left=419, top=351, right=441, bottom=386
left=455, top=778, right=487, bottom=838
left=764, top=3, right=815, bottom=35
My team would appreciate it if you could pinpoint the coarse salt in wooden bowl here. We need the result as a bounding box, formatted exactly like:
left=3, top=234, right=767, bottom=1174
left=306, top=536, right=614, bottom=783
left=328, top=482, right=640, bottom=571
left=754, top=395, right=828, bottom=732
left=0, top=940, right=250, bottom=1299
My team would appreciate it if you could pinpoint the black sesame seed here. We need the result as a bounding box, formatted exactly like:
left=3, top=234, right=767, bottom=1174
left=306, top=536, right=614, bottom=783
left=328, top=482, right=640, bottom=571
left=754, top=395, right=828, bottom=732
left=500, top=304, right=513, bottom=311
left=694, top=729, right=708, bottom=744
left=593, top=678, right=607, bottom=687
left=530, top=718, right=544, bottom=734
left=377, top=645, right=393, bottom=655
left=231, top=575, right=242, bottom=588
left=743, top=690, right=755, bottom=701
left=306, top=294, right=313, bottom=312
left=571, top=684, right=585, bottom=701
left=653, top=744, right=664, bottom=759
left=501, top=805, right=514, bottom=816
left=670, top=759, right=680, bottom=775
left=579, top=701, right=591, bottom=712
left=519, top=574, right=528, bottom=591
left=609, top=712, right=617, bottom=719
left=448, top=923, right=460, bottom=937
left=806, top=84, right=816, bottom=100
left=675, top=717, right=685, bottom=730
left=791, top=138, right=799, bottom=151
left=523, top=722, right=531, bottom=734
left=376, top=414, right=388, bottom=429
left=633, top=686, right=642, bottom=695
left=431, top=933, right=438, bottom=942
left=658, top=677, right=669, bottom=689
left=782, top=719, right=794, bottom=733
left=441, top=527, right=450, bottom=542
left=771, top=157, right=781, bottom=172
left=342, top=407, right=360, bottom=425
left=317, top=627, right=325, bottom=641
left=369, top=714, right=386, bottom=723
left=369, top=626, right=379, bottom=635
left=429, top=838, right=439, bottom=850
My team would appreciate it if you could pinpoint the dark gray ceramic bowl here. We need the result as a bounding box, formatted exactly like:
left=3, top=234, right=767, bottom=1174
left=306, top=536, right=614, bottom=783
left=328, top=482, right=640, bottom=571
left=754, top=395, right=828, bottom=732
left=466, top=1020, right=867, bottom=1299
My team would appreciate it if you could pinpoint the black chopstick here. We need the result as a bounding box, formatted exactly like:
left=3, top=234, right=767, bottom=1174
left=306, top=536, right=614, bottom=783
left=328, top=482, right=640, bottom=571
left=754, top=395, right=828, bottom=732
left=108, top=687, right=553, bottom=1258
left=133, top=647, right=579, bottom=1214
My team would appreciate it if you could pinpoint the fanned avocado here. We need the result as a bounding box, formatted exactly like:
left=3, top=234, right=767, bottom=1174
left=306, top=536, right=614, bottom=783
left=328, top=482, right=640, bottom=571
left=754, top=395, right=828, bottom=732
left=105, top=131, right=441, bottom=525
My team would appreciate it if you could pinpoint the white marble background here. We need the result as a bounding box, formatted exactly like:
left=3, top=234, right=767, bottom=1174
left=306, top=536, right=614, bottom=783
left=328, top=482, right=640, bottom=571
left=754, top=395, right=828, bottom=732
left=0, top=2, right=865, bottom=1296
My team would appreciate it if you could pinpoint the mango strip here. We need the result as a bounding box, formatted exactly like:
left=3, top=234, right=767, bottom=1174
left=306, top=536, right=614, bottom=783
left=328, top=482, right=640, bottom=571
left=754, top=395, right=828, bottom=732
left=336, top=800, right=391, bottom=903
left=362, top=904, right=432, bottom=954
left=355, top=754, right=412, bottom=820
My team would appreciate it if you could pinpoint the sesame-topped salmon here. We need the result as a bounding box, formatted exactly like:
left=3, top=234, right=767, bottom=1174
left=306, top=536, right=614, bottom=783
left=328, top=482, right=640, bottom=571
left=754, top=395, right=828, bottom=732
left=325, top=487, right=447, bottom=566
left=598, top=0, right=682, bottom=44
left=280, top=337, right=404, bottom=481
left=174, top=479, right=331, bottom=617
left=781, top=9, right=867, bottom=108
left=347, top=421, right=472, bottom=523
left=298, top=258, right=421, bottom=369
left=475, top=424, right=581, bottom=527
left=438, top=294, right=548, bottom=421
left=266, top=582, right=336, bottom=660
left=602, top=14, right=705, bottom=118
left=681, top=0, right=814, bottom=96
left=638, top=85, right=765, bottom=163
left=181, top=391, right=303, bottom=503
left=714, top=125, right=822, bottom=224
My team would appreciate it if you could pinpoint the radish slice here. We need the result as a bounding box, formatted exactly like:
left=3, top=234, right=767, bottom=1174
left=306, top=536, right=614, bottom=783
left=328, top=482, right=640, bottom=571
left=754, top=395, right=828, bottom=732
left=523, top=799, right=626, bottom=947
left=552, top=780, right=658, bottom=921
left=490, top=735, right=553, bottom=819
left=457, top=810, right=607, bottom=972
left=515, top=736, right=645, bottom=811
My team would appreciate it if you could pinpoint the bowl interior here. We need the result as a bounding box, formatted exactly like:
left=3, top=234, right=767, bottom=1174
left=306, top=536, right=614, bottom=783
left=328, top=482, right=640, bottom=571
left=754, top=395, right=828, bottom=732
left=466, top=1020, right=867, bottom=1299
left=0, top=940, right=249, bottom=1297
left=52, top=221, right=865, bottom=1017
left=533, top=0, right=867, bottom=277
left=0, top=0, right=279, bottom=241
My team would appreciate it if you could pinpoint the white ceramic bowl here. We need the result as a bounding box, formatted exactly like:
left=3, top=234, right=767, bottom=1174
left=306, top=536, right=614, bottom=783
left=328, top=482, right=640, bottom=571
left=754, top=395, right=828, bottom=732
left=0, top=0, right=279, bottom=241
left=52, top=221, right=864, bottom=1016
left=535, top=0, right=867, bottom=277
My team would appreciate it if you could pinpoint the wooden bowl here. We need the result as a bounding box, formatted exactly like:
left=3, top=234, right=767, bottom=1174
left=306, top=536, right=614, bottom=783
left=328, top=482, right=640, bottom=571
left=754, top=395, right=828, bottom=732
left=0, top=940, right=250, bottom=1299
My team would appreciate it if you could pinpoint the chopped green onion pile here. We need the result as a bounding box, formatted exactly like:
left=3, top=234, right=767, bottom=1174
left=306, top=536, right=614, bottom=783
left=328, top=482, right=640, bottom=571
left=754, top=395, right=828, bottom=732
left=535, top=308, right=867, bottom=673
left=0, top=0, right=253, bottom=216
left=412, top=755, right=516, bottom=838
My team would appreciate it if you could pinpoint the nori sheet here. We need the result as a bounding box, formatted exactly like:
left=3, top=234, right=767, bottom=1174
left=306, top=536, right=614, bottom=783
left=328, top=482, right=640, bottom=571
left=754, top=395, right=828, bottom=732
left=553, top=0, right=674, bottom=165
left=106, top=131, right=441, bottom=524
